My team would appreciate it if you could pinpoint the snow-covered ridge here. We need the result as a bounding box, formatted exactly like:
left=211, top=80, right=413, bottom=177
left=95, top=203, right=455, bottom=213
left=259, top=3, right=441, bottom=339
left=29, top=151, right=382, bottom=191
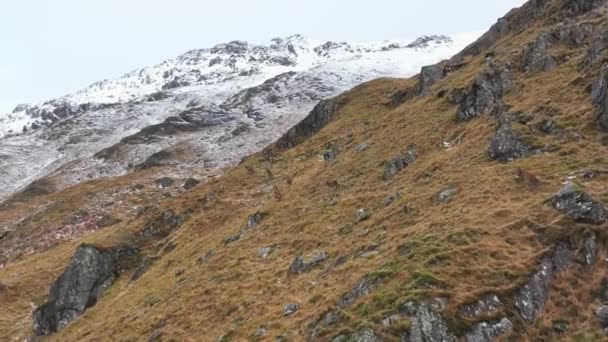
left=0, top=34, right=455, bottom=138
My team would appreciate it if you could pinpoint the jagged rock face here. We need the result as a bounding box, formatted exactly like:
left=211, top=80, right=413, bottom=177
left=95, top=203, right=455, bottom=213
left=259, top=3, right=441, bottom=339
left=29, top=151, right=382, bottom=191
left=552, top=182, right=608, bottom=224
left=33, top=244, right=139, bottom=335
left=465, top=318, right=513, bottom=342
left=488, top=117, right=532, bottom=162
left=521, top=33, right=557, bottom=73
left=275, top=98, right=342, bottom=149
left=460, top=294, right=504, bottom=319
left=401, top=298, right=456, bottom=342
left=514, top=257, right=554, bottom=324
left=566, top=0, right=607, bottom=14
left=593, top=64, right=608, bottom=130
left=456, top=63, right=512, bottom=121
left=332, top=329, right=383, bottom=342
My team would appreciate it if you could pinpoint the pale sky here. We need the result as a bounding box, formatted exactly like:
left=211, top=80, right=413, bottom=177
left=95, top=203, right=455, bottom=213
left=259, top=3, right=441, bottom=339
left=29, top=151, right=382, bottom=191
left=0, top=0, right=526, bottom=113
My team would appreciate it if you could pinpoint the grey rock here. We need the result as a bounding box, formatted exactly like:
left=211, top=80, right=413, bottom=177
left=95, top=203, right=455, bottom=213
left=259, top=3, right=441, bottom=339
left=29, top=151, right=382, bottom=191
left=130, top=257, right=158, bottom=282
left=588, top=28, right=608, bottom=64
left=255, top=327, right=268, bottom=337
left=276, top=98, right=342, bottom=149
left=401, top=298, right=456, bottom=342
left=337, top=276, right=383, bottom=309
left=459, top=294, right=504, bottom=319
left=356, top=208, right=370, bottom=222
left=258, top=247, right=273, bottom=258
left=549, top=22, right=594, bottom=47
left=488, top=117, right=532, bottom=162
left=246, top=212, right=267, bottom=230
left=437, top=187, right=457, bottom=203
left=597, top=305, right=608, bottom=327
left=465, top=318, right=513, bottom=342
left=288, top=251, right=327, bottom=275
left=383, top=145, right=417, bottom=180
left=332, top=328, right=383, bottom=342
left=283, top=303, right=300, bottom=316
left=33, top=244, right=139, bottom=335
left=583, top=234, right=598, bottom=266
left=592, top=64, right=608, bottom=131
left=553, top=242, right=572, bottom=272
left=566, top=0, right=605, bottom=14
left=355, top=143, right=369, bottom=152
left=154, top=177, right=175, bottom=188
left=514, top=257, right=554, bottom=324
left=141, top=209, right=185, bottom=240
left=521, top=33, right=557, bottom=73
left=417, top=64, right=444, bottom=96
left=552, top=181, right=608, bottom=224
left=457, top=63, right=512, bottom=121
left=183, top=177, right=201, bottom=190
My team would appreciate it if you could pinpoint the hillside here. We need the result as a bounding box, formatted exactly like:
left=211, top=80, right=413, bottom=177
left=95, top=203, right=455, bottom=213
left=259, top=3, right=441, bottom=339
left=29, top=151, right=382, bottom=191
left=0, top=34, right=469, bottom=204
left=1, top=0, right=608, bottom=341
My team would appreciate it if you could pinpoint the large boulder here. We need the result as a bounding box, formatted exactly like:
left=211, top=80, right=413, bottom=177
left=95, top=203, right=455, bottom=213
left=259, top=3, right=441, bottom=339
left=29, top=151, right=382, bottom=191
left=416, top=64, right=444, bottom=96
left=456, top=63, right=512, bottom=121
left=33, top=244, right=139, bottom=335
left=551, top=182, right=608, bottom=224
left=521, top=33, right=557, bottom=73
left=488, top=117, right=533, bottom=162
left=592, top=64, right=608, bottom=130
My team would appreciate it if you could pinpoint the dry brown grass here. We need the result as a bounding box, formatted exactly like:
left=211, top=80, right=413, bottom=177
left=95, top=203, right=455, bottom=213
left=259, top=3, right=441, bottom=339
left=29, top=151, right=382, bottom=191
left=1, top=3, right=608, bottom=340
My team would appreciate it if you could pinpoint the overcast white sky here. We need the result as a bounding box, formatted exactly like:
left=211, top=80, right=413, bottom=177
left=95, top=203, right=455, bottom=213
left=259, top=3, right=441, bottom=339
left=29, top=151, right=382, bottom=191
left=0, top=0, right=526, bottom=113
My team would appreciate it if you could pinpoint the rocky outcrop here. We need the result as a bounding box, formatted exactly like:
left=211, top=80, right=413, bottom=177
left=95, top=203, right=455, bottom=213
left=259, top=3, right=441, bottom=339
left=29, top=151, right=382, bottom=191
left=566, top=0, right=607, bottom=14
left=401, top=298, right=456, bottom=342
left=514, top=243, right=572, bottom=324
left=459, top=294, right=504, bottom=319
left=465, top=318, right=513, bottom=342
left=592, top=64, right=608, bottom=130
left=140, top=209, right=185, bottom=240
left=521, top=33, right=557, bottom=73
left=288, top=251, right=328, bottom=275
left=383, top=145, right=417, bottom=180
left=551, top=182, right=608, bottom=224
left=33, top=244, right=139, bottom=335
left=488, top=116, right=533, bottom=162
left=456, top=63, right=512, bottom=121
left=223, top=212, right=268, bottom=245
left=332, top=329, right=383, bottom=342
left=588, top=27, right=608, bottom=64
left=275, top=98, right=343, bottom=149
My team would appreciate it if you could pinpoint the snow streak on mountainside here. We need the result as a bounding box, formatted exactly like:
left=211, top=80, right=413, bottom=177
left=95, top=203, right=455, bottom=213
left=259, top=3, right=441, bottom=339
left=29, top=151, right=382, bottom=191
left=0, top=33, right=479, bottom=201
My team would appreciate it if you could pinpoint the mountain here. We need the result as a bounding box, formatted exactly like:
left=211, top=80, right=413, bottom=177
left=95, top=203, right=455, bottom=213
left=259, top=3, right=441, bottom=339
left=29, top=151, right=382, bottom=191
left=0, top=34, right=470, bottom=202
left=2, top=0, right=608, bottom=340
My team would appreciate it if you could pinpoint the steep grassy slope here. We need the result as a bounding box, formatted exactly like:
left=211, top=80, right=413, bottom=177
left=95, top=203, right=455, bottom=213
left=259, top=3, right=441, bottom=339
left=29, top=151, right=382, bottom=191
left=2, top=0, right=608, bottom=340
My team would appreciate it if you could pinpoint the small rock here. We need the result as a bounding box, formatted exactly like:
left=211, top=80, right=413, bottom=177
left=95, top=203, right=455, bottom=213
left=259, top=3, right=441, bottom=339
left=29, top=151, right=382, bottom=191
left=552, top=320, right=569, bottom=334
left=258, top=247, right=273, bottom=258
left=199, top=250, right=214, bottom=264
left=356, top=208, right=370, bottom=222
left=288, top=251, right=328, bottom=275
left=583, top=234, right=598, bottom=266
left=436, top=187, right=457, bottom=203
left=154, top=177, right=175, bottom=188
left=283, top=303, right=300, bottom=316
left=183, top=178, right=201, bottom=190
left=401, top=298, right=456, bottom=342
left=355, top=143, right=369, bottom=152
left=332, top=328, right=383, bottom=342
left=255, top=327, right=268, bottom=337
left=383, top=145, right=417, bottom=180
